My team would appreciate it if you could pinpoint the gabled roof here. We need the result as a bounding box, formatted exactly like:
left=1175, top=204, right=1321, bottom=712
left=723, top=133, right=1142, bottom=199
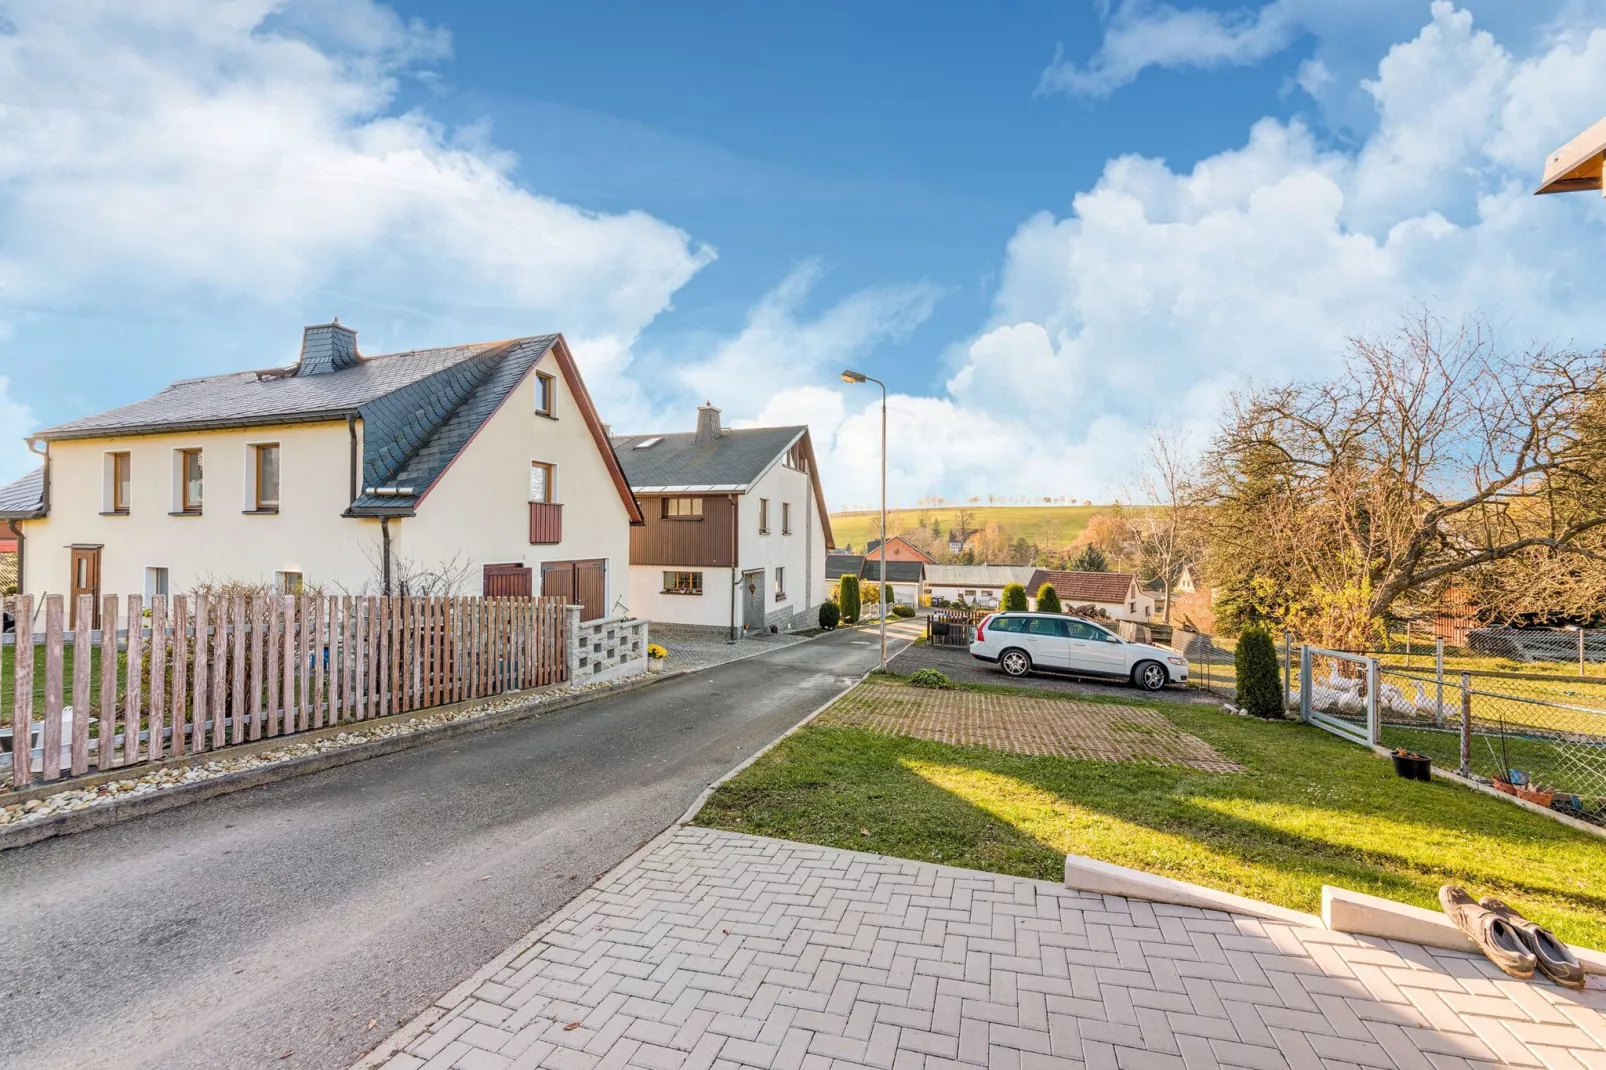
left=612, top=424, right=834, bottom=548
left=1029, top=569, right=1138, bottom=605
left=21, top=330, right=644, bottom=524
left=0, top=466, right=44, bottom=520
left=826, top=554, right=864, bottom=581
left=865, top=535, right=937, bottom=563
left=861, top=559, right=925, bottom=583
left=924, top=564, right=1038, bottom=587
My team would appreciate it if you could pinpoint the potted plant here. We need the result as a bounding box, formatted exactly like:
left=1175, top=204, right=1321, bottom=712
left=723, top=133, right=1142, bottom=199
left=646, top=643, right=667, bottom=673
left=1390, top=749, right=1432, bottom=781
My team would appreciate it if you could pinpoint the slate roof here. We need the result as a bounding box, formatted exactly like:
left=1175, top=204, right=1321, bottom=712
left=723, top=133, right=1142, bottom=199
left=24, top=332, right=578, bottom=518
left=860, top=559, right=926, bottom=583
left=34, top=340, right=518, bottom=441
left=924, top=565, right=1038, bottom=587
left=826, top=554, right=863, bottom=581
left=0, top=466, right=44, bottom=519
left=610, top=427, right=806, bottom=491
left=1028, top=569, right=1138, bottom=605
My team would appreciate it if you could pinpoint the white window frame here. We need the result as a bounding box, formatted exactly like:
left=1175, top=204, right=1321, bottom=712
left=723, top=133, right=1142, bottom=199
left=274, top=570, right=304, bottom=595
left=145, top=566, right=170, bottom=599
left=775, top=566, right=786, bottom=600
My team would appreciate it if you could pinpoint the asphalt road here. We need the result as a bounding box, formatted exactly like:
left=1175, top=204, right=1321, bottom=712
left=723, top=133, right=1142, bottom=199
left=0, top=627, right=903, bottom=1070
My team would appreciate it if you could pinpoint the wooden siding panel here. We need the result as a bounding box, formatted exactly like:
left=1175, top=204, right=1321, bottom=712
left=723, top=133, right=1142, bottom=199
left=628, top=495, right=736, bottom=567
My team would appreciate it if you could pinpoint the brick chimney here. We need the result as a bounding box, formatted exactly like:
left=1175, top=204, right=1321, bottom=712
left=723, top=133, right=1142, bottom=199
left=694, top=402, right=723, bottom=446
left=296, top=319, right=361, bottom=376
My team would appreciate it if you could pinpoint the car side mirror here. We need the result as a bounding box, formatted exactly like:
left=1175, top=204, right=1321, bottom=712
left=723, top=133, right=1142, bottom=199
left=1105, top=635, right=1122, bottom=643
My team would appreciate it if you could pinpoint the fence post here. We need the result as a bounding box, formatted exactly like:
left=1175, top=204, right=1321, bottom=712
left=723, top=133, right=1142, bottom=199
left=563, top=604, right=582, bottom=683
left=1299, top=644, right=1311, bottom=722
left=1459, top=671, right=1472, bottom=777
left=1434, top=637, right=1445, bottom=728
left=1283, top=631, right=1293, bottom=711
left=1366, top=657, right=1380, bottom=745
left=11, top=593, right=33, bottom=786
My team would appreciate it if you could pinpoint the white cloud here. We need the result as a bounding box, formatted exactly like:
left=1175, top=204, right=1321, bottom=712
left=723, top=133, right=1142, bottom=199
left=0, top=0, right=712, bottom=363
left=0, top=377, right=37, bottom=484
left=677, top=261, right=939, bottom=419
left=1040, top=0, right=1303, bottom=98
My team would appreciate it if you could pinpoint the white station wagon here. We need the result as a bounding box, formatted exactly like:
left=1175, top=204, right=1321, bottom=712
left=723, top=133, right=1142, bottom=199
left=969, top=612, right=1188, bottom=691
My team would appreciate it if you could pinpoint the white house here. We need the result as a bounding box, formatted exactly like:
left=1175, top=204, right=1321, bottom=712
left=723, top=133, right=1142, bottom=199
left=0, top=322, right=643, bottom=625
left=1028, top=569, right=1155, bottom=622
left=924, top=564, right=1038, bottom=607
left=613, top=405, right=833, bottom=638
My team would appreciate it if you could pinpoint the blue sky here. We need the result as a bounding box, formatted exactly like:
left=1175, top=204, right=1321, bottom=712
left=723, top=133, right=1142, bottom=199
left=3, top=0, right=1606, bottom=507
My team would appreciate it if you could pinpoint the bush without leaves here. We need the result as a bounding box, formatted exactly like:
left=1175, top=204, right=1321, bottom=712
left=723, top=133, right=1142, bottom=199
left=1234, top=626, right=1284, bottom=718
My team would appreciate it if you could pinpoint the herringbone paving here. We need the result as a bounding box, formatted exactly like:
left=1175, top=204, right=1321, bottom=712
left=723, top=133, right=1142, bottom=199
left=380, top=828, right=1606, bottom=1070
left=817, top=682, right=1242, bottom=771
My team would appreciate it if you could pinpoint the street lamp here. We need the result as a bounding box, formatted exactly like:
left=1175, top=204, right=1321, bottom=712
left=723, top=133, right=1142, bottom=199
left=841, top=368, right=888, bottom=670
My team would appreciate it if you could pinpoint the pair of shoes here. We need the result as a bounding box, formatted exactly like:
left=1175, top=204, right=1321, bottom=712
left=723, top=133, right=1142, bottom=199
left=1440, top=886, right=1586, bottom=989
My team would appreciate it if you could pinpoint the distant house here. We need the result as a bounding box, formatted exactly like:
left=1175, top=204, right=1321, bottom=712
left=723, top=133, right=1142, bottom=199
left=826, top=553, right=864, bottom=582
left=612, top=404, right=833, bottom=638
left=1027, top=569, right=1154, bottom=621
left=863, top=535, right=935, bottom=564
left=0, top=322, right=642, bottom=625
left=859, top=558, right=925, bottom=608
left=1167, top=563, right=1216, bottom=632
left=925, top=564, right=1037, bottom=607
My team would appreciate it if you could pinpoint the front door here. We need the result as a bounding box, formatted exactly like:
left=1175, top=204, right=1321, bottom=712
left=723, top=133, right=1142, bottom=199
left=742, top=570, right=764, bottom=632
left=69, top=546, right=101, bottom=630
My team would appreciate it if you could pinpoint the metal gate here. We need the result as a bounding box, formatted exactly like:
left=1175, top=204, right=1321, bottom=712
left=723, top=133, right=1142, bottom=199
left=1299, top=645, right=1378, bottom=746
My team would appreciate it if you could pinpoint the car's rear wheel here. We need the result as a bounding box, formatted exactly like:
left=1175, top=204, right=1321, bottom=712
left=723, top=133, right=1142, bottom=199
left=999, top=649, right=1032, bottom=677
left=1132, top=660, right=1168, bottom=691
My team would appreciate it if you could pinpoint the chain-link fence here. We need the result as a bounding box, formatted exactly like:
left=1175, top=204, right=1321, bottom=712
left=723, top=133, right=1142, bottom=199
left=1295, top=643, right=1606, bottom=826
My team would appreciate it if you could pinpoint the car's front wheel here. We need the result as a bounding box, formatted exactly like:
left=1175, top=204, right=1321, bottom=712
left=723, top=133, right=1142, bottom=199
left=999, top=648, right=1032, bottom=677
left=1132, top=660, right=1168, bottom=691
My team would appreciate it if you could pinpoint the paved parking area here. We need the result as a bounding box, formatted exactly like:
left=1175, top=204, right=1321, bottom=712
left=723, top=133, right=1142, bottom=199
left=817, top=680, right=1242, bottom=772
left=891, top=643, right=1215, bottom=707
left=375, top=827, right=1606, bottom=1070
left=653, top=626, right=815, bottom=674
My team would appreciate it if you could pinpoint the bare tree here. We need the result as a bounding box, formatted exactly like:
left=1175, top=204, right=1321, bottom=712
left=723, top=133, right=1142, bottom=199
left=1206, top=314, right=1606, bottom=644
left=1127, top=427, right=1208, bottom=623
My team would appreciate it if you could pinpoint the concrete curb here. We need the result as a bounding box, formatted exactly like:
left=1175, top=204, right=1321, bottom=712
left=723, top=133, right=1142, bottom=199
left=1322, top=885, right=1606, bottom=973
left=0, top=673, right=667, bottom=854
left=675, top=634, right=917, bottom=826
left=1063, top=854, right=1324, bottom=927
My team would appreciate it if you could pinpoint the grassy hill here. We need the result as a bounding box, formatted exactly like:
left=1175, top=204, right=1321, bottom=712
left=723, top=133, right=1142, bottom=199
left=829, top=505, right=1109, bottom=553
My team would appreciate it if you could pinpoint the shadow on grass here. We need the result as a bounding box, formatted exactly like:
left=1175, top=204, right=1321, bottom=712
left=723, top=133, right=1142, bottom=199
left=695, top=701, right=1606, bottom=950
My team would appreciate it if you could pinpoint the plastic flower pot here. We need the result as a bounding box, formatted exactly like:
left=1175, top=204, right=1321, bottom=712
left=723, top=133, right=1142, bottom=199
left=1391, top=750, right=1433, bottom=782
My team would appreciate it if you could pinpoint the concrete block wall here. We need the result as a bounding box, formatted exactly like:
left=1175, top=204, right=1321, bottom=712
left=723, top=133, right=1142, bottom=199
left=565, top=607, right=648, bottom=685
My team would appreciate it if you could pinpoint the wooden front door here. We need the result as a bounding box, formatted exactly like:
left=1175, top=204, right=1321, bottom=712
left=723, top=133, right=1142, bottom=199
left=69, top=546, right=101, bottom=629
left=482, top=563, right=532, bottom=597
left=540, top=559, right=608, bottom=622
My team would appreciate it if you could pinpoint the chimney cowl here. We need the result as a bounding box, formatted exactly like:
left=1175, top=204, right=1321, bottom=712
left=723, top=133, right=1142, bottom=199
left=297, top=320, right=361, bottom=376
left=694, top=401, right=723, bottom=446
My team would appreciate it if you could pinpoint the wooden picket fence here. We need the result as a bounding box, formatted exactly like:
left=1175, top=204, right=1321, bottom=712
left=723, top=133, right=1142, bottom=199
left=2, top=593, right=568, bottom=789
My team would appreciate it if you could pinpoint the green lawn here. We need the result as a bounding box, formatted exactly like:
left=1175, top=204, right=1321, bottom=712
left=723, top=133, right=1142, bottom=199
left=830, top=505, right=1110, bottom=553
left=696, top=684, right=1606, bottom=949
left=1, top=644, right=127, bottom=722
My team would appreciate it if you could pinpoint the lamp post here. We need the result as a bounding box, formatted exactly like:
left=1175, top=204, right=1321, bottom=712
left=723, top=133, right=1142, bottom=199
left=841, top=368, right=888, bottom=670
